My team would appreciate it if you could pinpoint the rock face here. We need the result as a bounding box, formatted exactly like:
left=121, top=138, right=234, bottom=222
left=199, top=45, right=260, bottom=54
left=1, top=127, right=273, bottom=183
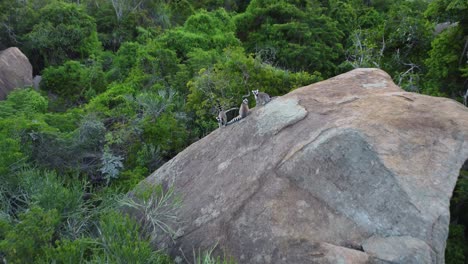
left=0, top=47, right=33, bottom=100
left=135, top=68, right=468, bottom=263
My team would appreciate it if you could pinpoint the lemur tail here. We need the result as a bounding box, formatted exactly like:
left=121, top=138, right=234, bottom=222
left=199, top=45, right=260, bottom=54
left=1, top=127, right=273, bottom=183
left=224, top=107, right=239, bottom=114
left=226, top=115, right=243, bottom=125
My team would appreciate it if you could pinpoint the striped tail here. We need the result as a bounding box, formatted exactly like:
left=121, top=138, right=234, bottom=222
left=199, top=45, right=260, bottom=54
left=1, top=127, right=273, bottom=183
left=226, top=115, right=243, bottom=125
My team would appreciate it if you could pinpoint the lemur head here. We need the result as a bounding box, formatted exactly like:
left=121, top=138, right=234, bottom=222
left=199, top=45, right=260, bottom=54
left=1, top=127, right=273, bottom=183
left=252, top=90, right=259, bottom=96
left=243, top=98, right=249, bottom=104
left=216, top=116, right=221, bottom=122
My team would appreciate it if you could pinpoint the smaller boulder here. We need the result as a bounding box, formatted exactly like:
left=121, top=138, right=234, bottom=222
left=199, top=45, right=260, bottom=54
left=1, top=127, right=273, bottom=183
left=33, top=75, right=42, bottom=90
left=0, top=47, right=33, bottom=100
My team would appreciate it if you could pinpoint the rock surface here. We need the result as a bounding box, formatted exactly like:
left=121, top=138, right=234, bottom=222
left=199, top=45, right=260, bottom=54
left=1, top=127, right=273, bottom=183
left=33, top=75, right=42, bottom=90
left=135, top=68, right=468, bottom=263
left=0, top=47, right=33, bottom=100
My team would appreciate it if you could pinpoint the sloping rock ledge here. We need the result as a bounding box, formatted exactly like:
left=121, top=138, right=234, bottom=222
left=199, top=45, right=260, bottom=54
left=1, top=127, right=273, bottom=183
left=133, top=68, right=468, bottom=264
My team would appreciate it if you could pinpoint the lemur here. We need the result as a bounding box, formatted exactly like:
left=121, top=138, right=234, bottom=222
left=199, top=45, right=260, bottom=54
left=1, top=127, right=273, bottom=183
left=216, top=107, right=238, bottom=127
left=252, top=89, right=271, bottom=106
left=226, top=98, right=249, bottom=125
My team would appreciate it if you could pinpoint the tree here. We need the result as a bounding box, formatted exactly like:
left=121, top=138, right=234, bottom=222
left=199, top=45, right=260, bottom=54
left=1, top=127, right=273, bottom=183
left=0, top=0, right=37, bottom=51
left=24, top=1, right=101, bottom=68
left=41, top=60, right=107, bottom=107
left=424, top=0, right=467, bottom=97
left=235, top=0, right=345, bottom=77
left=160, top=9, right=241, bottom=61
left=0, top=207, right=60, bottom=264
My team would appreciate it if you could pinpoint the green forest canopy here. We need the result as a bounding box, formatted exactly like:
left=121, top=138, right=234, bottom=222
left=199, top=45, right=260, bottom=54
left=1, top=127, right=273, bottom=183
left=0, top=0, right=467, bottom=263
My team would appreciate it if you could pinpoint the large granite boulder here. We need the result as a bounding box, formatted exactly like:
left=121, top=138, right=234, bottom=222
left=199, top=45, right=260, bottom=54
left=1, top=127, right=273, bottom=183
left=134, top=68, right=468, bottom=263
left=0, top=47, right=33, bottom=100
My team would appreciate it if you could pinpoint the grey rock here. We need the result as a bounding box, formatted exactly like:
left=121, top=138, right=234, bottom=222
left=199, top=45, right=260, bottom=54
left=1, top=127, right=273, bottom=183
left=362, top=236, right=433, bottom=263
left=0, top=47, right=33, bottom=100
left=33, top=75, right=42, bottom=90
left=434, top=22, right=458, bottom=35
left=133, top=68, right=468, bottom=263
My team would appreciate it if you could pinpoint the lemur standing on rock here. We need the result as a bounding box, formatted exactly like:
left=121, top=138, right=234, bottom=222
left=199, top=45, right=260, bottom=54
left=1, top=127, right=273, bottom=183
left=226, top=98, right=249, bottom=125
left=216, top=107, right=238, bottom=127
left=252, top=89, right=271, bottom=106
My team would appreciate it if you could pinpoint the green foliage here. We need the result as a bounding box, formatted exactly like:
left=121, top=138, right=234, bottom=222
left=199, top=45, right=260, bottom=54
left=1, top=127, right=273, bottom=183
left=41, top=60, right=107, bottom=106
left=324, top=0, right=359, bottom=36
left=385, top=2, right=432, bottom=61
left=193, top=244, right=236, bottom=264
left=186, top=47, right=321, bottom=133
left=131, top=41, right=181, bottom=89
left=0, top=219, right=10, bottom=240
left=357, top=7, right=385, bottom=29
left=0, top=166, right=175, bottom=262
left=235, top=0, right=344, bottom=76
left=0, top=206, right=60, bottom=264
left=0, top=89, right=55, bottom=177
left=380, top=1, right=431, bottom=91
left=84, top=0, right=141, bottom=51
left=84, top=0, right=194, bottom=51
left=24, top=1, right=101, bottom=68
left=87, top=83, right=136, bottom=115
left=0, top=0, right=40, bottom=51
left=425, top=0, right=468, bottom=25
left=1, top=1, right=467, bottom=262
left=0, top=88, right=48, bottom=117
left=43, top=108, right=84, bottom=133
left=446, top=169, right=468, bottom=262
left=446, top=224, right=467, bottom=264
left=0, top=132, right=25, bottom=177
left=344, top=1, right=432, bottom=92
left=160, top=9, right=240, bottom=60
left=122, top=185, right=181, bottom=242
left=142, top=113, right=188, bottom=157
left=424, top=26, right=466, bottom=96
left=113, top=166, right=150, bottom=192
left=100, top=148, right=124, bottom=184
left=106, top=41, right=141, bottom=81
left=27, top=114, right=106, bottom=175
left=41, top=237, right=95, bottom=263
left=423, top=0, right=467, bottom=98
left=93, top=210, right=172, bottom=264
left=343, top=27, right=384, bottom=69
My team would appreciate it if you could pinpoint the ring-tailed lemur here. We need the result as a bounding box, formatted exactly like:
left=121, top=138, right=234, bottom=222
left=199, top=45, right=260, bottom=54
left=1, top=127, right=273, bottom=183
left=252, top=89, right=271, bottom=106
left=216, top=107, right=238, bottom=127
left=226, top=98, right=249, bottom=125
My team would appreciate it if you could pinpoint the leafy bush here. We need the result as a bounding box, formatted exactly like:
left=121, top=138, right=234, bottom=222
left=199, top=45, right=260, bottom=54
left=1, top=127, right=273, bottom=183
left=0, top=89, right=48, bottom=117
left=41, top=60, right=107, bottom=106
left=93, top=210, right=173, bottom=264
left=100, top=148, right=124, bottom=184
left=24, top=1, right=101, bottom=68
left=446, top=224, right=467, bottom=264
left=41, top=237, right=95, bottom=263
left=235, top=0, right=344, bottom=76
left=0, top=206, right=60, bottom=264
left=121, top=185, right=181, bottom=243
